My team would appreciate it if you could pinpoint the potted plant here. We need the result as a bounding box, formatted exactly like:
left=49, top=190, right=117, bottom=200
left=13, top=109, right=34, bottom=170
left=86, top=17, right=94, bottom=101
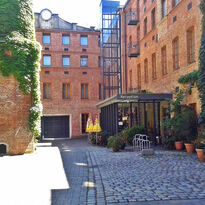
left=163, top=90, right=198, bottom=151
left=194, top=138, right=205, bottom=162
left=183, top=107, right=198, bottom=153
left=107, top=136, right=124, bottom=152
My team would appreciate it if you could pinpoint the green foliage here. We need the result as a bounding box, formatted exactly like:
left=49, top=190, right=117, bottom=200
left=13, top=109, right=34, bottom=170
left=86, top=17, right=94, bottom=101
left=88, top=131, right=110, bottom=146
left=98, top=130, right=110, bottom=146
left=107, top=136, right=124, bottom=152
left=164, top=136, right=176, bottom=150
left=125, top=126, right=146, bottom=145
left=178, top=70, right=199, bottom=85
left=163, top=89, right=197, bottom=142
left=0, top=0, right=35, bottom=39
left=0, top=0, right=42, bottom=138
left=198, top=0, right=205, bottom=131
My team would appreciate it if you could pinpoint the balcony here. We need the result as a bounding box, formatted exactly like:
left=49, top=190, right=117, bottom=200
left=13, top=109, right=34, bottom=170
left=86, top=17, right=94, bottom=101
left=128, top=43, right=140, bottom=58
left=126, top=9, right=139, bottom=25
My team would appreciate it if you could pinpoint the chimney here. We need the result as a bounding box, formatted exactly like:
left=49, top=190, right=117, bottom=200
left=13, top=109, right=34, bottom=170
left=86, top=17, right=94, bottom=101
left=72, top=23, right=77, bottom=30
left=90, top=26, right=95, bottom=31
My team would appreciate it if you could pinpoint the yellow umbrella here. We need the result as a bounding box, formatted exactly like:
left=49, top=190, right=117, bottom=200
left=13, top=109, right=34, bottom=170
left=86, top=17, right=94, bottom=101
left=86, top=117, right=94, bottom=133
left=93, top=116, right=101, bottom=132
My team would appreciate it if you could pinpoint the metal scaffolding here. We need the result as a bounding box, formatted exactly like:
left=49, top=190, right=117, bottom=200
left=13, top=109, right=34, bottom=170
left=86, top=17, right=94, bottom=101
left=100, top=0, right=122, bottom=99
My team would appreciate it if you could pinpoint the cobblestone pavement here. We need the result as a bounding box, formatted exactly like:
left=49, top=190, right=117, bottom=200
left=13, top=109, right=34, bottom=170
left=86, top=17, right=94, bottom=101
left=87, top=147, right=205, bottom=204
left=51, top=139, right=91, bottom=205
left=1, top=139, right=205, bottom=205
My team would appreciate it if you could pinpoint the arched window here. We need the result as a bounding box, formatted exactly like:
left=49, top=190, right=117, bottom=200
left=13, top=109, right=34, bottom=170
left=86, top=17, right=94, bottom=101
left=0, top=143, right=8, bottom=155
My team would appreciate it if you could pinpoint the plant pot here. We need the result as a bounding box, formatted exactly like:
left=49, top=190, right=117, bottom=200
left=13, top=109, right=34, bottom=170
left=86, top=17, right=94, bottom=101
left=112, top=147, right=119, bottom=152
left=185, top=143, right=195, bottom=153
left=196, top=149, right=205, bottom=162
left=175, top=141, right=184, bottom=150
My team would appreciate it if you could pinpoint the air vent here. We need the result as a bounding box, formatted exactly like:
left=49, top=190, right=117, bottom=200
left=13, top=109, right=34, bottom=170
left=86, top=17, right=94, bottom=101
left=82, top=48, right=87, bottom=52
left=188, top=2, right=192, bottom=10
left=152, top=35, right=155, bottom=41
left=64, top=71, right=69, bottom=75
left=173, top=16, right=177, bottom=23
left=45, top=47, right=49, bottom=50
left=82, top=72, right=87, bottom=75
left=45, top=71, right=50, bottom=74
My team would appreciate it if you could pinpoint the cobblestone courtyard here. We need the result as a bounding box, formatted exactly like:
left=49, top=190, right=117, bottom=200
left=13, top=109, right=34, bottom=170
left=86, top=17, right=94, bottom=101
left=87, top=147, right=205, bottom=204
left=1, top=139, right=205, bottom=205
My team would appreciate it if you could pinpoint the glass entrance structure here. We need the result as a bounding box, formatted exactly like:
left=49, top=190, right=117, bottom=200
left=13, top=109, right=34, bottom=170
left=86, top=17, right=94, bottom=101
left=100, top=0, right=122, bottom=99
left=97, top=93, right=172, bottom=144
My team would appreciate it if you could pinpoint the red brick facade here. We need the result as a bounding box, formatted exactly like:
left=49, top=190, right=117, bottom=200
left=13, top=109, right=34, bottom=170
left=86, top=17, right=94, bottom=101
left=120, top=0, right=202, bottom=114
left=0, top=74, right=34, bottom=154
left=35, top=10, right=102, bottom=138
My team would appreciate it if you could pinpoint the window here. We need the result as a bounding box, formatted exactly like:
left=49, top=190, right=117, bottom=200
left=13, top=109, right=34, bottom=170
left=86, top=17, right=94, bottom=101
left=81, top=56, right=88, bottom=67
left=172, top=37, right=179, bottom=70
left=43, top=33, right=50, bottom=44
left=98, top=35, right=101, bottom=47
left=81, top=113, right=89, bottom=133
left=144, top=59, right=148, bottom=83
left=137, top=64, right=141, bottom=90
left=129, top=70, right=132, bottom=89
left=152, top=53, right=157, bottom=79
left=144, top=17, right=147, bottom=36
left=162, top=0, right=166, bottom=18
left=62, top=83, right=70, bottom=99
left=137, top=0, right=140, bottom=20
left=137, top=26, right=140, bottom=43
left=81, top=84, right=88, bottom=99
left=151, top=8, right=156, bottom=29
left=43, top=55, right=51, bottom=66
left=99, top=84, right=103, bottom=99
left=161, top=46, right=167, bottom=75
left=172, top=0, right=179, bottom=8
left=62, top=34, right=70, bottom=45
left=62, top=55, right=70, bottom=67
left=187, top=27, right=195, bottom=64
left=43, top=83, right=51, bottom=99
left=98, top=56, right=102, bottom=67
left=81, top=35, right=88, bottom=46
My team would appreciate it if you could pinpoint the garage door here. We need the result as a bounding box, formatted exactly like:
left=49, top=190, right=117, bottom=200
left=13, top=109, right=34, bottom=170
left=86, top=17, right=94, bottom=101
left=42, top=116, right=70, bottom=139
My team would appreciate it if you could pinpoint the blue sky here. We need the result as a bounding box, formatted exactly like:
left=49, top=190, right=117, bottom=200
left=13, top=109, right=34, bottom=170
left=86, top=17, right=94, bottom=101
left=33, top=0, right=127, bottom=28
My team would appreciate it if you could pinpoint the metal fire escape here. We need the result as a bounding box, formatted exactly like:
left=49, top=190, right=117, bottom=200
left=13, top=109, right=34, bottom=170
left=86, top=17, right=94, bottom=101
left=100, top=0, right=122, bottom=99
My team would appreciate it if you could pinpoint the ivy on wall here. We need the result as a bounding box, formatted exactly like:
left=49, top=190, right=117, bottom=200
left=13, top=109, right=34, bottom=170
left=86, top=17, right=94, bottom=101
left=0, top=0, right=42, bottom=138
left=198, top=0, right=205, bottom=133
left=177, top=0, right=205, bottom=135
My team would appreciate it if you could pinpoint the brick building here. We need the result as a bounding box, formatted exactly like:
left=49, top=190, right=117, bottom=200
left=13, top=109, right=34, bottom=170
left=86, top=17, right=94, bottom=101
left=98, top=0, right=202, bottom=141
left=120, top=0, right=201, bottom=114
left=35, top=9, right=102, bottom=139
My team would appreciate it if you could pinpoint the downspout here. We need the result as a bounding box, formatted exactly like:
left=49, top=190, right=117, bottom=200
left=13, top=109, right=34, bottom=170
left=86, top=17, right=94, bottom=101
left=123, top=9, right=127, bottom=93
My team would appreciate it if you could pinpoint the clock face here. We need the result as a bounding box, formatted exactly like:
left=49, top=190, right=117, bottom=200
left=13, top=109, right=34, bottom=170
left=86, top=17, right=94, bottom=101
left=41, top=9, right=52, bottom=21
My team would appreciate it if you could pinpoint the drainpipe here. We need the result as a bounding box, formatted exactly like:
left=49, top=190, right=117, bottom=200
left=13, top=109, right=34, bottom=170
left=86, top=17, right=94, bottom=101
left=123, top=9, right=127, bottom=93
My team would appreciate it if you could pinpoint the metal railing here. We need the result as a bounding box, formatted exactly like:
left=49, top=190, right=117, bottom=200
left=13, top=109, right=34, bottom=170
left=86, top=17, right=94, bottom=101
left=128, top=43, right=140, bottom=57
left=126, top=9, right=139, bottom=25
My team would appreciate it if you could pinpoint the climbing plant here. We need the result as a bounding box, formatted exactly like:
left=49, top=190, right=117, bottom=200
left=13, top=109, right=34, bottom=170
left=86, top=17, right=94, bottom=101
left=0, top=0, right=42, bottom=138
left=177, top=1, right=205, bottom=136
left=198, top=0, right=205, bottom=134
